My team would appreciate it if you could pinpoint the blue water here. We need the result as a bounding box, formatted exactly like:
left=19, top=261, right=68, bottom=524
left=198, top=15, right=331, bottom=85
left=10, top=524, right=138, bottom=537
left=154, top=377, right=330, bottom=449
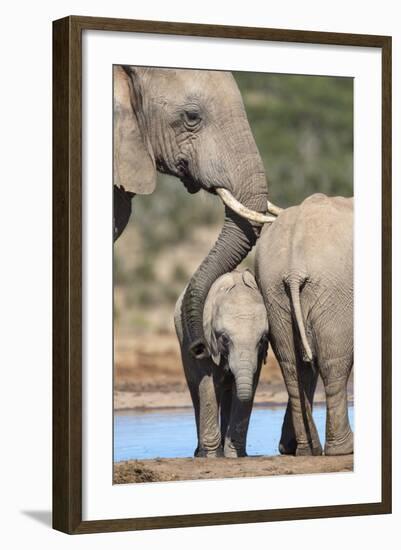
left=114, top=404, right=354, bottom=462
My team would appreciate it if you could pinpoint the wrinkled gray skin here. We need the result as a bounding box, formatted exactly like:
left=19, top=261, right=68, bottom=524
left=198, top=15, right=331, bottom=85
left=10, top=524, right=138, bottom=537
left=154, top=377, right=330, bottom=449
left=114, top=66, right=268, bottom=360
left=255, top=194, right=353, bottom=456
left=175, top=270, right=268, bottom=457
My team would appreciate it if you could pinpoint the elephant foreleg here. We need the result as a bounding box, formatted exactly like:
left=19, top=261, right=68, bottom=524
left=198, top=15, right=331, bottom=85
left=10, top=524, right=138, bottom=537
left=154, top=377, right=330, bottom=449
left=179, top=348, right=222, bottom=457
left=196, top=372, right=223, bottom=457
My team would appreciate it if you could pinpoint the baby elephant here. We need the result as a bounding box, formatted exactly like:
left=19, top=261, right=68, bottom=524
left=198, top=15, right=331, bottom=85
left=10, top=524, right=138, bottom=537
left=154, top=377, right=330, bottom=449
left=256, top=193, right=353, bottom=457
left=175, top=269, right=268, bottom=458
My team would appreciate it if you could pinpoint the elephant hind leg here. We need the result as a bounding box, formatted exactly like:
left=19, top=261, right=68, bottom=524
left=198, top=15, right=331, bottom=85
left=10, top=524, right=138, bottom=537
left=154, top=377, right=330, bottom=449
left=280, top=360, right=322, bottom=456
left=319, top=356, right=353, bottom=456
left=279, top=401, right=297, bottom=455
left=279, top=363, right=320, bottom=455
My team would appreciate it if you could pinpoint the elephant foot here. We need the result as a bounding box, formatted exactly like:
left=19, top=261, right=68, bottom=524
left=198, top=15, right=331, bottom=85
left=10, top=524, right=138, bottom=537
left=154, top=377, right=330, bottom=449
left=224, top=443, right=247, bottom=458
left=279, top=438, right=297, bottom=455
left=325, top=431, right=353, bottom=456
left=295, top=442, right=323, bottom=457
left=195, top=446, right=224, bottom=458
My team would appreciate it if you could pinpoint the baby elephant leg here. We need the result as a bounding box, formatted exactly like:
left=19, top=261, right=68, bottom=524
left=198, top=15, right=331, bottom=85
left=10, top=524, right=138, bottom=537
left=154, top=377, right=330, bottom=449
left=319, top=356, right=353, bottom=456
left=220, top=384, right=233, bottom=444
left=223, top=395, right=253, bottom=457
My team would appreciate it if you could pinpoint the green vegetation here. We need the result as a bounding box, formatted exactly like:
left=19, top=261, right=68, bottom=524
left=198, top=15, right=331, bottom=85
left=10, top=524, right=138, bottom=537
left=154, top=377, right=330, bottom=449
left=234, top=72, right=353, bottom=206
left=114, top=72, right=353, bottom=330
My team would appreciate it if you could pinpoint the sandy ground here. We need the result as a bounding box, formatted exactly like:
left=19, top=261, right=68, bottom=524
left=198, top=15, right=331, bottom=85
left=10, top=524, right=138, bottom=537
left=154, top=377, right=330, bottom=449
left=114, top=455, right=353, bottom=483
left=114, top=333, right=353, bottom=410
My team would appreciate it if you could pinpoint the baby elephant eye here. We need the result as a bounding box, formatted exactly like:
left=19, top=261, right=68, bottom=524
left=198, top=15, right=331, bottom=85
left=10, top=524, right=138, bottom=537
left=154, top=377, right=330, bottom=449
left=218, top=333, right=230, bottom=351
left=183, top=109, right=202, bottom=128
left=259, top=333, right=269, bottom=349
left=259, top=333, right=269, bottom=364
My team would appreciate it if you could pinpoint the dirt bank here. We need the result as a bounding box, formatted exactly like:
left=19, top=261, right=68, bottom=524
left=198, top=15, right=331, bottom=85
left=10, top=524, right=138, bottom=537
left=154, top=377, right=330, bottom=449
left=114, top=455, right=353, bottom=484
left=114, top=333, right=354, bottom=410
left=114, top=381, right=305, bottom=410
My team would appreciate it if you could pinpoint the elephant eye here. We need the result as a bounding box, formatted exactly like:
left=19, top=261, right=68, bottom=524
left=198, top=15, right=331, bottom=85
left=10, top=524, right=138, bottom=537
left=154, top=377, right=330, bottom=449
left=259, top=333, right=269, bottom=349
left=258, top=333, right=269, bottom=364
left=183, top=108, right=202, bottom=129
left=217, top=332, right=230, bottom=353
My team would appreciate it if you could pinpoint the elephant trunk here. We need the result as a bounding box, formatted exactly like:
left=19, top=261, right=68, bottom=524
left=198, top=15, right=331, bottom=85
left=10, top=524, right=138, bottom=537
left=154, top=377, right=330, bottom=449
left=233, top=366, right=254, bottom=402
left=182, top=174, right=267, bottom=359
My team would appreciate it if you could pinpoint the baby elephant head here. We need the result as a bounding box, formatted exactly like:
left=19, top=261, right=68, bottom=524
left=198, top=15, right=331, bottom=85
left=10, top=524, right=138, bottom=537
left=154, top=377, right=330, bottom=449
left=204, top=270, right=269, bottom=402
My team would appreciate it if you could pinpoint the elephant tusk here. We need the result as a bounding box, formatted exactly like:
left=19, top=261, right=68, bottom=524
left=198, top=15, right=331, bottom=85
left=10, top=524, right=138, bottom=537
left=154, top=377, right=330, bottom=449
left=216, top=188, right=276, bottom=224
left=267, top=200, right=283, bottom=216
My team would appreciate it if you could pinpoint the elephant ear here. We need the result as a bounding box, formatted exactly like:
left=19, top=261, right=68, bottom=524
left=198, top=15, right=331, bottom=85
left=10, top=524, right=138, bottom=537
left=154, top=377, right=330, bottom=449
left=241, top=269, right=259, bottom=291
left=202, top=289, right=221, bottom=366
left=114, top=66, right=156, bottom=195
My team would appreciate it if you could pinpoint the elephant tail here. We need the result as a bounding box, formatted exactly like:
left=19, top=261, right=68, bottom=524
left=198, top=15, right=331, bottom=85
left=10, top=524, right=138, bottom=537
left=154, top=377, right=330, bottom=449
left=286, top=275, right=313, bottom=363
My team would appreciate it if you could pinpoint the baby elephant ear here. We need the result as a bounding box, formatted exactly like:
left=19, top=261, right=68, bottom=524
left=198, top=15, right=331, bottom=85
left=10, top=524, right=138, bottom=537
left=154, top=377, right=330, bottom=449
left=209, top=330, right=221, bottom=366
left=242, top=269, right=259, bottom=291
left=203, top=294, right=221, bottom=366
left=114, top=66, right=156, bottom=195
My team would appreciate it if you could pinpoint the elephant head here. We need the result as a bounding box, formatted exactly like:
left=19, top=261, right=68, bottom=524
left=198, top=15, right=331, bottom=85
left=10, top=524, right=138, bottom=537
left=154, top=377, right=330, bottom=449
left=114, top=66, right=272, bottom=359
left=204, top=270, right=269, bottom=402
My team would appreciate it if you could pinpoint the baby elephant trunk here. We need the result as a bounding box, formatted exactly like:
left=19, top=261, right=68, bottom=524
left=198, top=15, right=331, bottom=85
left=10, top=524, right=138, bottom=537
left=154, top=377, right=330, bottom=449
left=233, top=366, right=254, bottom=402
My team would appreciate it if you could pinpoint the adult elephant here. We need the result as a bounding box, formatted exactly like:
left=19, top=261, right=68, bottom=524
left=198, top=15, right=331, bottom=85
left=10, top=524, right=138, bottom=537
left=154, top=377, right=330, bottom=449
left=113, top=65, right=275, bottom=360
left=255, top=194, right=354, bottom=456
